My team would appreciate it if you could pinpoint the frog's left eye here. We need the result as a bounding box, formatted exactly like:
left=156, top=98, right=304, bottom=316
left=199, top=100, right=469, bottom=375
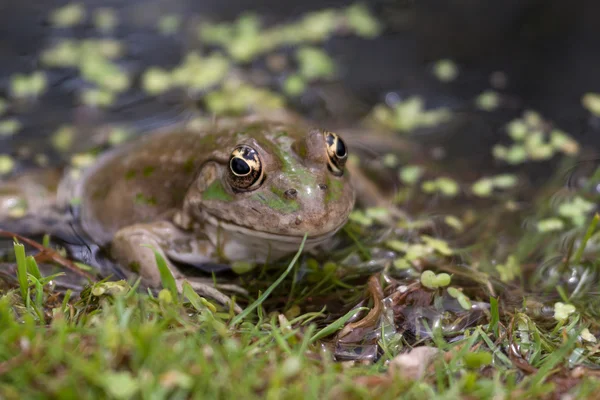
left=324, top=131, right=348, bottom=176
left=228, top=145, right=264, bottom=191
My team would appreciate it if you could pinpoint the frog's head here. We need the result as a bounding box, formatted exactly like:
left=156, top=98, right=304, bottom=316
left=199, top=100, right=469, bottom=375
left=185, top=125, right=355, bottom=246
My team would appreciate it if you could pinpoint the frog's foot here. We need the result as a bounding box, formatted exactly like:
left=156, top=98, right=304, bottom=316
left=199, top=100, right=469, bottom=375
left=111, top=222, right=241, bottom=312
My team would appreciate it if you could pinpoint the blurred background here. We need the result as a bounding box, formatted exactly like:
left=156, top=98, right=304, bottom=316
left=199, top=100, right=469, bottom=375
left=0, top=0, right=599, bottom=179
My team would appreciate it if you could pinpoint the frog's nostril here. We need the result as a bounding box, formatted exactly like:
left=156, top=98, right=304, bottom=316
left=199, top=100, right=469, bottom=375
left=284, top=188, right=298, bottom=199
left=318, top=184, right=327, bottom=190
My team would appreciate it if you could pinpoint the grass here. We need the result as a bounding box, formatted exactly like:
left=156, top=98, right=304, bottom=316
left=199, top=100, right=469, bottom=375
left=3, top=200, right=600, bottom=399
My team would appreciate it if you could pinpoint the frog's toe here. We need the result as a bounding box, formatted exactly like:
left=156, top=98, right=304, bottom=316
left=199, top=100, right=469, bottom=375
left=112, top=225, right=183, bottom=287
left=179, top=277, right=243, bottom=314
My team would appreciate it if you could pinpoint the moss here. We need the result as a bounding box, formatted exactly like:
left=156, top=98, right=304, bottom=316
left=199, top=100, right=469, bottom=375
left=142, top=166, right=156, bottom=177
left=134, top=193, right=157, bottom=206
left=326, top=176, right=344, bottom=203
left=252, top=192, right=299, bottom=214
left=202, top=180, right=233, bottom=202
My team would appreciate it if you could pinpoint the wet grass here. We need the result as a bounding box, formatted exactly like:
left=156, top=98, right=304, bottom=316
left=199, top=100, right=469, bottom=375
left=3, top=175, right=600, bottom=398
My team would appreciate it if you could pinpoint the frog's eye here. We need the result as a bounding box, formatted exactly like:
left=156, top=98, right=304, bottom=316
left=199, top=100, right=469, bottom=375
left=228, top=145, right=264, bottom=191
left=324, top=131, right=348, bottom=176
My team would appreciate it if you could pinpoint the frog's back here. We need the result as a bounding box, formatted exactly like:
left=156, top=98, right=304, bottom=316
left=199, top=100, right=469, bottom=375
left=76, top=125, right=227, bottom=244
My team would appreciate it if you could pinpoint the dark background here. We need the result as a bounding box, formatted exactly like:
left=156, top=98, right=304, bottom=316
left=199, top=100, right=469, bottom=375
left=1, top=0, right=599, bottom=162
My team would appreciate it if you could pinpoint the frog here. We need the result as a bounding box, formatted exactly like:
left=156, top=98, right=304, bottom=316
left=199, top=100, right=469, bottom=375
left=0, top=113, right=365, bottom=309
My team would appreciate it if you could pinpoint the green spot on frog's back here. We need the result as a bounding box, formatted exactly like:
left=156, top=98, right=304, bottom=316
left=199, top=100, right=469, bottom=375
left=326, top=176, right=344, bottom=202
left=203, top=180, right=233, bottom=202
left=135, top=193, right=157, bottom=206
left=125, top=169, right=136, bottom=180
left=252, top=191, right=299, bottom=214
left=183, top=157, right=195, bottom=174
left=143, top=166, right=156, bottom=177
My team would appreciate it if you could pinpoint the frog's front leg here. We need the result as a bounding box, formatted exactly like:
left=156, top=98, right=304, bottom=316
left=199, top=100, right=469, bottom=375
left=111, top=221, right=242, bottom=312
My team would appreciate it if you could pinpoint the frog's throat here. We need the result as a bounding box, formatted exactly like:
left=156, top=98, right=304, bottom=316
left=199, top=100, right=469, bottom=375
left=202, top=212, right=346, bottom=246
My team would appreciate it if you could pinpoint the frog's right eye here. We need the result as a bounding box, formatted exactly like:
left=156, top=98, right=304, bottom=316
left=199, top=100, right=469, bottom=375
left=228, top=145, right=264, bottom=191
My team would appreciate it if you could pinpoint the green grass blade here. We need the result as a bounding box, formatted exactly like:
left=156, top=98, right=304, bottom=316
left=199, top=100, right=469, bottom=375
left=182, top=281, right=217, bottom=313
left=230, top=234, right=308, bottom=326
left=26, top=255, right=42, bottom=280
left=310, top=306, right=369, bottom=343
left=572, top=213, right=599, bottom=264
left=489, top=296, right=499, bottom=337
left=143, top=245, right=178, bottom=301
left=527, top=328, right=582, bottom=388
left=13, top=241, right=29, bottom=301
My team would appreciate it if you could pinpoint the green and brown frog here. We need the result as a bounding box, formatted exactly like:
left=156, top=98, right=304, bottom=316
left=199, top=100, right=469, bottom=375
left=0, top=112, right=406, bottom=308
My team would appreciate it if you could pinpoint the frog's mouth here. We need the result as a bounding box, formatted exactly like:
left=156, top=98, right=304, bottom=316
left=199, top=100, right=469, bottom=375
left=202, top=212, right=346, bottom=246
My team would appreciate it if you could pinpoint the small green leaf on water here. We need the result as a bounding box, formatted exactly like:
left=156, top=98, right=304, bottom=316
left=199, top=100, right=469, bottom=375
left=420, top=270, right=437, bottom=288
left=504, top=145, right=528, bottom=165
left=348, top=210, right=372, bottom=226
left=382, top=153, right=398, bottom=168
left=49, top=3, right=86, bottom=28
left=507, top=120, right=528, bottom=140
left=10, top=72, right=48, bottom=98
left=344, top=3, right=382, bottom=38
left=399, top=165, right=423, bottom=185
left=550, top=129, right=579, bottom=155
left=0, top=119, right=22, bottom=137
left=93, top=8, right=118, bottom=32
left=432, top=59, right=458, bottom=82
left=558, top=196, right=595, bottom=227
left=70, top=153, right=96, bottom=169
left=447, top=287, right=472, bottom=310
left=0, top=155, right=15, bottom=174
left=436, top=177, right=459, bottom=197
left=107, top=126, right=131, bottom=146
left=81, top=88, right=115, bottom=107
left=582, top=92, right=600, bottom=116
left=283, top=74, right=306, bottom=97
left=421, top=271, right=451, bottom=289
left=51, top=125, right=76, bottom=152
left=158, top=15, right=181, bottom=35
left=365, top=207, right=389, bottom=223
left=475, top=90, right=500, bottom=111
left=472, top=178, right=494, bottom=197
left=491, top=174, right=518, bottom=189
left=393, top=258, right=411, bottom=270
left=435, top=273, right=451, bottom=287
left=296, top=47, right=336, bottom=80
left=554, top=302, right=576, bottom=322
left=142, top=67, right=172, bottom=95
left=537, top=218, right=565, bottom=233
left=421, top=235, right=453, bottom=256
left=444, top=215, right=464, bottom=232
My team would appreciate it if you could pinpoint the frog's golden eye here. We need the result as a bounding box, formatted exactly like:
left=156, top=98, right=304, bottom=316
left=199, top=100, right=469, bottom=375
left=228, top=145, right=264, bottom=191
left=324, top=131, right=348, bottom=176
